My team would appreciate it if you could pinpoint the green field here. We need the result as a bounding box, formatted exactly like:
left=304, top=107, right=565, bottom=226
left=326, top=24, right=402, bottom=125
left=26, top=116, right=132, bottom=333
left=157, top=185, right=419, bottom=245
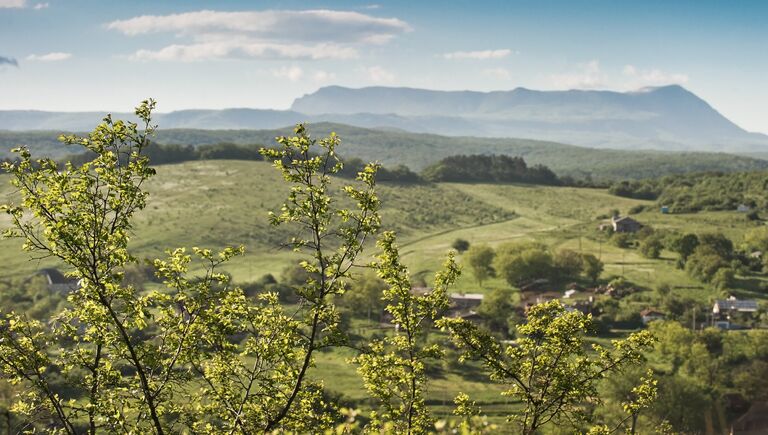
left=2, top=158, right=766, bottom=421
left=2, top=158, right=764, bottom=308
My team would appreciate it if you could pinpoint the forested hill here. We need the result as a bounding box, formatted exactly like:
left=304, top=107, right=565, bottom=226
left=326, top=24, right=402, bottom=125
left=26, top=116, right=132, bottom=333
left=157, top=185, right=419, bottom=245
left=609, top=171, right=768, bottom=212
left=422, top=154, right=560, bottom=185
left=2, top=123, right=767, bottom=181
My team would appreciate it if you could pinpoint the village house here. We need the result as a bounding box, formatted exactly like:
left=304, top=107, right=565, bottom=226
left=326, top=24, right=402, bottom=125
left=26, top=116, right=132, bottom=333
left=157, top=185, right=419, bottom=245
left=445, top=293, right=484, bottom=320
left=449, top=293, right=484, bottom=310
left=37, top=268, right=79, bottom=294
left=730, top=401, right=768, bottom=435
left=640, top=308, right=666, bottom=324
left=712, top=296, right=759, bottom=329
left=737, top=204, right=752, bottom=213
left=611, top=215, right=643, bottom=233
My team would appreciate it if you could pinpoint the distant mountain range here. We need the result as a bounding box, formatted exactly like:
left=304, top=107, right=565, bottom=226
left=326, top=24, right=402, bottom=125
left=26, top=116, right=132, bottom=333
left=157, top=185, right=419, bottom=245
left=1, top=85, right=767, bottom=153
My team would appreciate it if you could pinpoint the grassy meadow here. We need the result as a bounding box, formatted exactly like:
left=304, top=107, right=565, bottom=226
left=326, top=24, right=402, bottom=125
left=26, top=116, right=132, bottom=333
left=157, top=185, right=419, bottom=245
left=2, top=158, right=766, bottom=424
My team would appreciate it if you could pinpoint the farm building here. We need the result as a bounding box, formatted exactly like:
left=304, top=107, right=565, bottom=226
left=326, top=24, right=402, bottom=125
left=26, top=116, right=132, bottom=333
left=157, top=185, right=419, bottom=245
left=640, top=309, right=666, bottom=324
left=731, top=401, right=768, bottom=435
left=449, top=293, right=484, bottom=311
left=611, top=216, right=643, bottom=233
left=37, top=268, right=78, bottom=294
left=712, top=297, right=759, bottom=315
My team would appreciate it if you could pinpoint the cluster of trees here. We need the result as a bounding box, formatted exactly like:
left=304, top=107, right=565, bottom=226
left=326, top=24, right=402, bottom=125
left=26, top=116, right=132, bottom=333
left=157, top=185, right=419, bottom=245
left=58, top=143, right=426, bottom=184
left=464, top=241, right=604, bottom=286
left=0, top=103, right=656, bottom=434
left=609, top=171, right=768, bottom=213
left=635, top=322, right=768, bottom=433
left=421, top=154, right=561, bottom=185
left=609, top=225, right=766, bottom=291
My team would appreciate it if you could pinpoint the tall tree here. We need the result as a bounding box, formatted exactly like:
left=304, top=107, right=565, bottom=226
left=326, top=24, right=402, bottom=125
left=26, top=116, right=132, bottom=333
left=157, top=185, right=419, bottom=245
left=464, top=244, right=495, bottom=285
left=439, top=301, right=655, bottom=434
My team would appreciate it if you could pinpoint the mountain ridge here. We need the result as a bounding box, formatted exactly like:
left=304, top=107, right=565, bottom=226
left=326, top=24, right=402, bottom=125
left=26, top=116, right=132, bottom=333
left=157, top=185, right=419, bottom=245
left=2, top=85, right=767, bottom=153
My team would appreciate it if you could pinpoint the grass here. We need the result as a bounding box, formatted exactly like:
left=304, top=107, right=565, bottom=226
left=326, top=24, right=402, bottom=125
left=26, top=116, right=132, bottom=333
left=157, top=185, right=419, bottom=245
left=2, top=158, right=767, bottom=420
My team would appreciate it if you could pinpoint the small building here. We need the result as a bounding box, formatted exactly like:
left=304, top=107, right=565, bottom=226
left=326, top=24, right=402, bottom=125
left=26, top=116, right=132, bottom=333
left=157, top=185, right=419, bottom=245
left=611, top=216, right=643, bottom=233
left=445, top=293, right=484, bottom=322
left=713, top=297, right=759, bottom=315
left=640, top=309, right=666, bottom=324
left=660, top=206, right=670, bottom=214
left=737, top=204, right=752, bottom=213
left=731, top=401, right=768, bottom=435
left=37, top=268, right=79, bottom=294
left=449, top=293, right=484, bottom=311
left=713, top=297, right=759, bottom=329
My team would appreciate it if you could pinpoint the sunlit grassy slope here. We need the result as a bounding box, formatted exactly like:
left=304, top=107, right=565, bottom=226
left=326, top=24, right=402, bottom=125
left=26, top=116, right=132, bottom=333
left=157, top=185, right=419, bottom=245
left=3, top=158, right=767, bottom=424
left=3, top=159, right=763, bottom=299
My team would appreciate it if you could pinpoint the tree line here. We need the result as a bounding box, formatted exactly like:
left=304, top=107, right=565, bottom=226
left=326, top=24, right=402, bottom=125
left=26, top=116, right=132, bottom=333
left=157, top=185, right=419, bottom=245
left=3, top=146, right=569, bottom=187
left=609, top=171, right=768, bottom=213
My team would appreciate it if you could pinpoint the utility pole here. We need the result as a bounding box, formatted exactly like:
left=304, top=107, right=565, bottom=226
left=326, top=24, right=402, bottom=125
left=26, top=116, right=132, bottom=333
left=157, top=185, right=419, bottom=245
left=621, top=250, right=625, bottom=276
left=692, top=306, right=696, bottom=331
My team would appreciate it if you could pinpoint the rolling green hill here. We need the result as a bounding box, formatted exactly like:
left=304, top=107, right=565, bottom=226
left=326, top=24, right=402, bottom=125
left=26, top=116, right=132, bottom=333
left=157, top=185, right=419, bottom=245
left=3, top=124, right=767, bottom=181
left=3, top=158, right=767, bottom=425
left=3, top=158, right=764, bottom=299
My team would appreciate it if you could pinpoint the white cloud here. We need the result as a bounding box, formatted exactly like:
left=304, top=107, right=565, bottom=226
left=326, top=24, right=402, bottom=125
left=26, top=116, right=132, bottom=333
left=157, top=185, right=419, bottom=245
left=272, top=66, right=303, bottom=82
left=0, top=0, right=48, bottom=8
left=107, top=9, right=410, bottom=62
left=550, top=60, right=607, bottom=89
left=0, top=0, right=26, bottom=7
left=362, top=4, right=381, bottom=9
left=483, top=67, right=512, bottom=80
left=442, top=49, right=513, bottom=60
left=26, top=52, right=71, bottom=61
left=131, top=41, right=357, bottom=62
left=312, top=70, right=336, bottom=83
left=550, top=61, right=689, bottom=91
left=622, top=64, right=689, bottom=88
left=364, top=65, right=394, bottom=83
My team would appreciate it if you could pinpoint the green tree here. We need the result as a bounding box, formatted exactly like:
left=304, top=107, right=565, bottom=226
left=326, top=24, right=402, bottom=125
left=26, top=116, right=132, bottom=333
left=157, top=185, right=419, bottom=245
left=698, top=233, right=734, bottom=259
left=439, top=301, right=655, bottom=434
left=345, top=270, right=388, bottom=321
left=553, top=249, right=583, bottom=279
left=354, top=232, right=459, bottom=433
left=464, top=244, right=495, bottom=285
left=685, top=245, right=728, bottom=283
left=477, top=287, right=516, bottom=333
left=494, top=242, right=552, bottom=287
left=670, top=233, right=699, bottom=263
left=710, top=267, right=735, bottom=291
left=0, top=109, right=384, bottom=433
left=451, top=238, right=470, bottom=253
left=612, top=232, right=633, bottom=249
left=0, top=101, right=174, bottom=433
left=581, top=253, right=604, bottom=284
left=639, top=237, right=663, bottom=259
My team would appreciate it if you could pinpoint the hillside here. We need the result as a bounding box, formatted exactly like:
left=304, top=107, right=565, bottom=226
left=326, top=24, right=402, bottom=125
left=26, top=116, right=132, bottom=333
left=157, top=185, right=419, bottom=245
left=3, top=158, right=767, bottom=428
left=0, top=160, right=516, bottom=279
left=610, top=170, right=768, bottom=212
left=2, top=159, right=764, bottom=294
left=3, top=124, right=767, bottom=181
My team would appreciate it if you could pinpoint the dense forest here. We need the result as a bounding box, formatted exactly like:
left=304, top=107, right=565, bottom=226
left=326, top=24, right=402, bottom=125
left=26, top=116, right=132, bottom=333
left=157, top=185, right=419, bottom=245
left=610, top=171, right=768, bottom=212
left=421, top=154, right=561, bottom=185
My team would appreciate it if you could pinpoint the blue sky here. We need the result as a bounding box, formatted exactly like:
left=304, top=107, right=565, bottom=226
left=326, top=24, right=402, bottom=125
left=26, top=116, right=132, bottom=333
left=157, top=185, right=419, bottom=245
left=1, top=0, right=766, bottom=133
